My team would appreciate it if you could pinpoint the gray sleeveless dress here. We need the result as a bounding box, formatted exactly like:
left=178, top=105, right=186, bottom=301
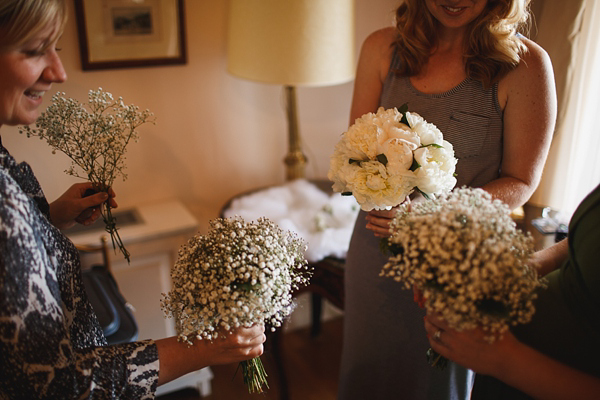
left=338, top=47, right=503, bottom=400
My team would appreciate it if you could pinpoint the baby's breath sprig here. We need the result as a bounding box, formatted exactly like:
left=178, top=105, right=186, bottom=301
left=161, top=216, right=312, bottom=393
left=20, top=88, right=154, bottom=263
left=381, top=187, right=545, bottom=368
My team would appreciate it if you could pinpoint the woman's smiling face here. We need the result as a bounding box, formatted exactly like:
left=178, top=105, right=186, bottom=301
left=425, top=0, right=489, bottom=30
left=0, top=22, right=67, bottom=127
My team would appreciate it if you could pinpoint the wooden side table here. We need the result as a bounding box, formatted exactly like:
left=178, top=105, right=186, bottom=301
left=297, top=256, right=344, bottom=336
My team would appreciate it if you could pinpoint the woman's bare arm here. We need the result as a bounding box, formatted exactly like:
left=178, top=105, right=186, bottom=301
left=485, top=38, right=557, bottom=209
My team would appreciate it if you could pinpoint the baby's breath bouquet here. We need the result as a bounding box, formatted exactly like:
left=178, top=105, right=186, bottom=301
left=161, top=216, right=312, bottom=393
left=328, top=105, right=457, bottom=211
left=380, top=187, right=544, bottom=368
left=20, top=88, right=154, bottom=263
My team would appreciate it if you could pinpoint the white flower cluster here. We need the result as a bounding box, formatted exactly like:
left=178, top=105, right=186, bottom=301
left=328, top=106, right=457, bottom=211
left=20, top=88, right=154, bottom=262
left=162, top=216, right=312, bottom=345
left=381, top=187, right=544, bottom=339
left=20, top=88, right=154, bottom=190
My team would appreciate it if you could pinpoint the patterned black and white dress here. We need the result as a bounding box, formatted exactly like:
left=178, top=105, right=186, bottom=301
left=0, top=141, right=159, bottom=399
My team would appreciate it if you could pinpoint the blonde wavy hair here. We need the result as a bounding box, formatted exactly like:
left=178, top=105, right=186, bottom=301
left=0, top=0, right=67, bottom=50
left=394, top=0, right=530, bottom=88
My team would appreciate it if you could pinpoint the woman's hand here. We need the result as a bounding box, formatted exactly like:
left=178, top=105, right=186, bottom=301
left=366, top=196, right=413, bottom=238
left=424, top=314, right=600, bottom=399
left=199, top=324, right=266, bottom=366
left=365, top=208, right=397, bottom=237
left=49, top=183, right=117, bottom=230
left=423, top=314, right=514, bottom=377
left=156, top=324, right=266, bottom=386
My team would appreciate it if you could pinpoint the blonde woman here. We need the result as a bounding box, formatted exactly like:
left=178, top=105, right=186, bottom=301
left=338, top=1, right=556, bottom=399
left=0, top=1, right=264, bottom=398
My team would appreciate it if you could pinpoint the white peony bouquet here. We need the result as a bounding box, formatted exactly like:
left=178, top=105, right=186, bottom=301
left=380, top=187, right=544, bottom=367
left=161, top=216, right=312, bottom=393
left=328, top=105, right=457, bottom=211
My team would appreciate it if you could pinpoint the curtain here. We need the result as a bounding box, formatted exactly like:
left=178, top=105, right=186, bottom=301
left=529, top=0, right=600, bottom=217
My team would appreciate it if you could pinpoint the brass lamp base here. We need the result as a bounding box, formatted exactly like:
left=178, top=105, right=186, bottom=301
left=284, top=85, right=308, bottom=180
left=284, top=150, right=308, bottom=180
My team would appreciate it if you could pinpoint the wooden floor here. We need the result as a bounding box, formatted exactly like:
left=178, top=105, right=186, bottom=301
left=157, top=316, right=343, bottom=400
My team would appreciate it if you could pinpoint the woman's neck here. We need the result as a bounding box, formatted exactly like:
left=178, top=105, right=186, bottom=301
left=411, top=31, right=468, bottom=94
left=434, top=27, right=468, bottom=55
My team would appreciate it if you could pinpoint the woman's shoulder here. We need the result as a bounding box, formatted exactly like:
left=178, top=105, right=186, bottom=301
left=519, top=36, right=553, bottom=69
left=0, top=170, right=29, bottom=210
left=366, top=26, right=397, bottom=43
left=358, top=27, right=398, bottom=81
left=361, top=26, right=397, bottom=56
left=0, top=166, right=19, bottom=196
left=498, top=36, right=555, bottom=104
left=503, top=36, right=554, bottom=83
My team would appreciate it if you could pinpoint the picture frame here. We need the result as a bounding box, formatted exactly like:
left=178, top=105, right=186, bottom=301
left=74, top=0, right=187, bottom=71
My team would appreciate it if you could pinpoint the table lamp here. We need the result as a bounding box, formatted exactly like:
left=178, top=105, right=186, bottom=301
left=227, top=0, right=355, bottom=180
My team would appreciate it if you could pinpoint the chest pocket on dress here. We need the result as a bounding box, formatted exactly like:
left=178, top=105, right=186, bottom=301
left=447, top=111, right=492, bottom=160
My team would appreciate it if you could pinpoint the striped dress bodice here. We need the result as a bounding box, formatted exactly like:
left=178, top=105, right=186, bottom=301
left=380, top=47, right=504, bottom=188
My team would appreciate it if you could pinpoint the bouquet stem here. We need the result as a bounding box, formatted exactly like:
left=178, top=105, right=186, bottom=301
left=426, top=347, right=448, bottom=370
left=100, top=200, right=130, bottom=263
left=240, top=356, right=269, bottom=393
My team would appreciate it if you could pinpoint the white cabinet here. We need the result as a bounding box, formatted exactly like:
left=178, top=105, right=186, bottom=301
left=111, top=252, right=176, bottom=340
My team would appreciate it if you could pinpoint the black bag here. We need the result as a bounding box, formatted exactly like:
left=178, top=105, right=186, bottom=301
left=82, top=265, right=138, bottom=345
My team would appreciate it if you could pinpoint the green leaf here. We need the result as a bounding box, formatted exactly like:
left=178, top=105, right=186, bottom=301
left=410, top=158, right=421, bottom=171
left=476, top=298, right=510, bottom=319
left=423, top=280, right=445, bottom=292
left=398, top=103, right=410, bottom=126
left=232, top=281, right=259, bottom=292
left=414, top=186, right=430, bottom=200
left=379, top=238, right=404, bottom=256
left=427, top=348, right=448, bottom=370
left=455, top=214, right=468, bottom=226
left=379, top=238, right=390, bottom=254
left=421, top=143, right=443, bottom=149
left=376, top=153, right=388, bottom=166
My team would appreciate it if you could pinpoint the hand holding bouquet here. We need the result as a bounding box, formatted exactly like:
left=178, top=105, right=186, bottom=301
left=20, top=88, right=154, bottom=262
left=161, top=216, right=312, bottom=393
left=328, top=106, right=457, bottom=211
left=380, top=187, right=544, bottom=367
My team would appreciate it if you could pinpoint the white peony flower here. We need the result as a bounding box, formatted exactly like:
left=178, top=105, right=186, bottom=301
left=406, top=111, right=444, bottom=146
left=413, top=141, right=457, bottom=195
left=380, top=137, right=416, bottom=171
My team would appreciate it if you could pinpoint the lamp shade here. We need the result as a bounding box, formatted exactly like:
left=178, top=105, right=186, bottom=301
left=227, top=0, right=355, bottom=87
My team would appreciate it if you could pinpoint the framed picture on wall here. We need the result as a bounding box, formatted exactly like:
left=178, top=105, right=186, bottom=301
left=74, top=0, right=187, bottom=70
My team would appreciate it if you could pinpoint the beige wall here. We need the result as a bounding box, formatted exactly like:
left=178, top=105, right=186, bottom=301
left=2, top=0, right=400, bottom=231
